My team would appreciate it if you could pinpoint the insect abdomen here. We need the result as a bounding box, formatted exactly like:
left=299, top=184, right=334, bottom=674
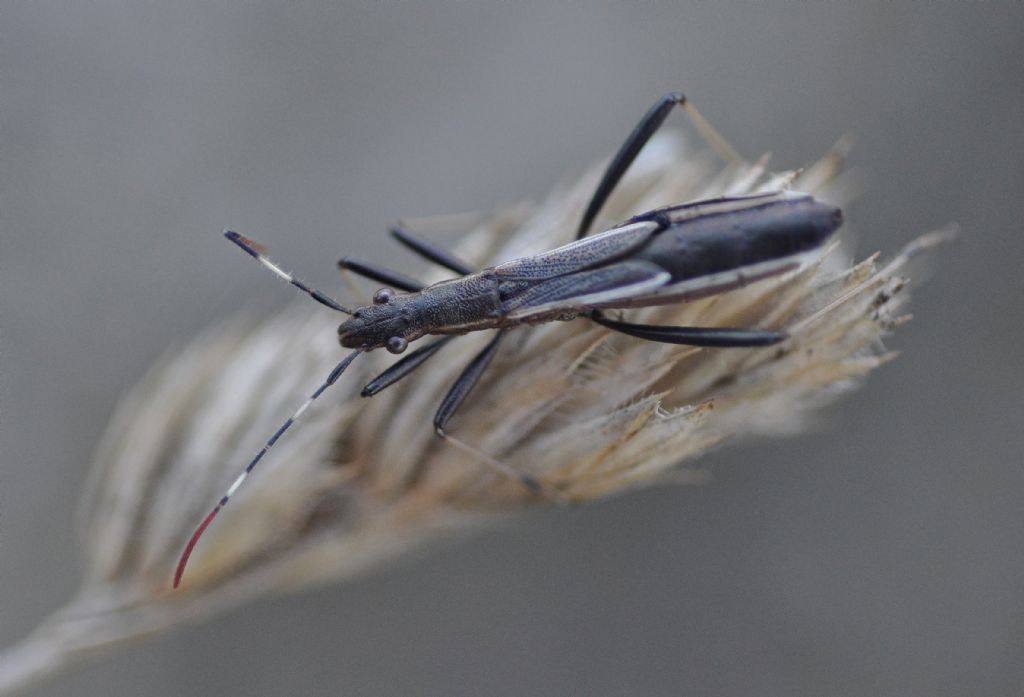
left=635, top=193, right=842, bottom=282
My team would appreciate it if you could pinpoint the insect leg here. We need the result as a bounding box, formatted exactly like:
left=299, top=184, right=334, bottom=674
left=432, top=332, right=552, bottom=496
left=337, top=257, right=426, bottom=292
left=361, top=336, right=454, bottom=396
left=434, top=331, right=505, bottom=434
left=591, top=311, right=786, bottom=347
left=390, top=223, right=475, bottom=276
left=577, top=92, right=742, bottom=240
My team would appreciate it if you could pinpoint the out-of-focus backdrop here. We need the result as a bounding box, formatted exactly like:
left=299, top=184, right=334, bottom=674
left=3, top=3, right=1022, bottom=696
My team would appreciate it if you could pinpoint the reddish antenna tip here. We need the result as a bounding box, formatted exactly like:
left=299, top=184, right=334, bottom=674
left=238, top=234, right=267, bottom=254
left=173, top=505, right=222, bottom=589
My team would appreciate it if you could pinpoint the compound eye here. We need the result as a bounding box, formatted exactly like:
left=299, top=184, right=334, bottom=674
left=386, top=336, right=408, bottom=354
left=373, top=288, right=394, bottom=305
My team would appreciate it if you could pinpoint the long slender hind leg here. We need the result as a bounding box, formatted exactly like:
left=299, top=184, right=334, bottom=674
left=591, top=311, right=786, bottom=347
left=577, top=92, right=743, bottom=240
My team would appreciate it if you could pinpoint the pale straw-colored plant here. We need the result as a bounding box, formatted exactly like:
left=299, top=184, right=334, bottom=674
left=0, top=130, right=952, bottom=694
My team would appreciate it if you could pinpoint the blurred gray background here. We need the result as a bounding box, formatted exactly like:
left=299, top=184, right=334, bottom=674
left=3, top=3, right=1022, bottom=696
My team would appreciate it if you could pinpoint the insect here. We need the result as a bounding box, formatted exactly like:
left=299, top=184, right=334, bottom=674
left=173, top=92, right=843, bottom=588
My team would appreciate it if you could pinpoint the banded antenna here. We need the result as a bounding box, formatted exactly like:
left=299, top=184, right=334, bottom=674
left=225, top=231, right=356, bottom=315
left=174, top=232, right=362, bottom=588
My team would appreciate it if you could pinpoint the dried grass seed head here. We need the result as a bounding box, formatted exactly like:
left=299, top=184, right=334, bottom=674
left=0, top=130, right=953, bottom=695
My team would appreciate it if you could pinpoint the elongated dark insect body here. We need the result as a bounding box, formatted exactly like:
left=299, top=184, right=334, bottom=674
left=174, top=92, right=843, bottom=588
left=338, top=191, right=840, bottom=350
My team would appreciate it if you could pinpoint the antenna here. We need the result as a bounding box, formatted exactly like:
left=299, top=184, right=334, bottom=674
left=224, top=231, right=355, bottom=314
left=173, top=348, right=362, bottom=588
